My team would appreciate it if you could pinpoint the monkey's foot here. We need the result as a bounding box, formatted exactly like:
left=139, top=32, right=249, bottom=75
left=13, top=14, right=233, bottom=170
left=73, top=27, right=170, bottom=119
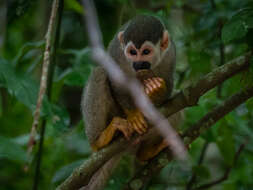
left=143, top=77, right=167, bottom=105
left=126, top=109, right=148, bottom=135
left=91, top=117, right=132, bottom=151
left=137, top=139, right=168, bottom=161
left=111, top=117, right=133, bottom=140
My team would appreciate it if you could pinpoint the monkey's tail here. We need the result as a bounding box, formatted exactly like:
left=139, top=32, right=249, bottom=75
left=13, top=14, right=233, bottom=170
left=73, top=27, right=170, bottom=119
left=79, top=153, right=123, bottom=190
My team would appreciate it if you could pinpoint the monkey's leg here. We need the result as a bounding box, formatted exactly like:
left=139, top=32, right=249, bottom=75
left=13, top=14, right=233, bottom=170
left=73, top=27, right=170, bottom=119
left=125, top=109, right=148, bottom=135
left=92, top=117, right=132, bottom=151
left=137, top=139, right=168, bottom=161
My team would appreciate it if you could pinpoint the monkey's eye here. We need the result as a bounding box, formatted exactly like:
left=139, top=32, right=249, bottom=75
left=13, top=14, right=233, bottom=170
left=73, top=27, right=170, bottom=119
left=130, top=49, right=137, bottom=55
left=142, top=49, right=150, bottom=55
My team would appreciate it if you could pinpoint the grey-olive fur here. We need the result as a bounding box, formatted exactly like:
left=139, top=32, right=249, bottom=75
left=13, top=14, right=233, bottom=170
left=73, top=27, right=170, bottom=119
left=123, top=15, right=164, bottom=49
left=82, top=15, right=176, bottom=145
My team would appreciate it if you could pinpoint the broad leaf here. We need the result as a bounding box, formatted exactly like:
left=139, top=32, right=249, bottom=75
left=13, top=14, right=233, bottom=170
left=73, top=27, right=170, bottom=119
left=0, top=136, right=28, bottom=163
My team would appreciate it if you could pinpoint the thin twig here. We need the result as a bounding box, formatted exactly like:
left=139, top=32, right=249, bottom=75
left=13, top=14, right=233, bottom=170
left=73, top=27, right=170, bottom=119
left=186, top=142, right=209, bottom=190
left=194, top=144, right=245, bottom=190
left=32, top=120, right=46, bottom=190
left=82, top=0, right=187, bottom=160
left=32, top=1, right=63, bottom=189
left=28, top=0, right=60, bottom=154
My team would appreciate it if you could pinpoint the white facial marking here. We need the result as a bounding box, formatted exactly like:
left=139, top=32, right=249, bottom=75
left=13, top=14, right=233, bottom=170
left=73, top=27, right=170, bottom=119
left=124, top=41, right=135, bottom=56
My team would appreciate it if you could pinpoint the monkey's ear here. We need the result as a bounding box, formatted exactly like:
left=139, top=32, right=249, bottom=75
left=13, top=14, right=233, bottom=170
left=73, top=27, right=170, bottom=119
left=118, top=31, right=124, bottom=44
left=160, top=30, right=170, bottom=51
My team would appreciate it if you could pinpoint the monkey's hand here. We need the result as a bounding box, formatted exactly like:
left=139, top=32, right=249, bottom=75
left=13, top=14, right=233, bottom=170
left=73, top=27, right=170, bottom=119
left=126, top=109, right=148, bottom=135
left=143, top=77, right=167, bottom=105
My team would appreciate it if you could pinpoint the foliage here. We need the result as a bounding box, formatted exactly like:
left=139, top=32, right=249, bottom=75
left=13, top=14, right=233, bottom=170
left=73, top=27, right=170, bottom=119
left=0, top=0, right=253, bottom=190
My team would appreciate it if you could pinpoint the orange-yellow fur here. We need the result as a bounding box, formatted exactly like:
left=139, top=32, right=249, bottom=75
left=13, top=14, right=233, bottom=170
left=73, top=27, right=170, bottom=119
left=91, top=77, right=170, bottom=161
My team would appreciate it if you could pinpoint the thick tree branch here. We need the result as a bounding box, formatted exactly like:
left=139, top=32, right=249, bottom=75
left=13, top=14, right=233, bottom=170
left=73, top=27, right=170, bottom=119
left=124, top=85, right=253, bottom=190
left=160, top=52, right=251, bottom=118
left=56, top=139, right=128, bottom=190
left=57, top=51, right=251, bottom=190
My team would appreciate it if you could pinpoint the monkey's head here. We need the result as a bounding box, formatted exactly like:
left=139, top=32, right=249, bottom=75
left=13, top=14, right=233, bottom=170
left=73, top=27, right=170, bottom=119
left=118, top=15, right=170, bottom=75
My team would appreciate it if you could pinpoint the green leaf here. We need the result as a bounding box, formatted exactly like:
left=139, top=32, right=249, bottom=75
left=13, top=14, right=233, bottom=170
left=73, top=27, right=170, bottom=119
left=12, top=40, right=45, bottom=66
left=222, top=19, right=247, bottom=44
left=192, top=165, right=210, bottom=179
left=0, top=58, right=53, bottom=117
left=65, top=0, right=83, bottom=14
left=48, top=104, right=70, bottom=133
left=223, top=183, right=236, bottom=190
left=52, top=159, right=84, bottom=183
left=222, top=8, right=253, bottom=43
left=64, top=121, right=91, bottom=155
left=0, top=136, right=28, bottom=163
left=0, top=58, right=38, bottom=109
left=187, top=50, right=212, bottom=76
left=216, top=119, right=235, bottom=166
left=57, top=48, right=92, bottom=87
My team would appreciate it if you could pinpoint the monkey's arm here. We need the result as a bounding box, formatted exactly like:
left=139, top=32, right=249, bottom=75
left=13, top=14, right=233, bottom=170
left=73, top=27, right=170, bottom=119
left=82, top=67, right=132, bottom=151
left=125, top=76, right=168, bottom=135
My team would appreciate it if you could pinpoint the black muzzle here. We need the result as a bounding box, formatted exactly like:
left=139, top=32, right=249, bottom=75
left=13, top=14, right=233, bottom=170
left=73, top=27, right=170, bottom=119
left=133, top=61, right=151, bottom=71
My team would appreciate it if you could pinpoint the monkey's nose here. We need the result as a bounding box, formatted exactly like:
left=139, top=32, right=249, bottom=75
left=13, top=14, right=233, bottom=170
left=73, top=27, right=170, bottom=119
left=133, top=61, right=151, bottom=71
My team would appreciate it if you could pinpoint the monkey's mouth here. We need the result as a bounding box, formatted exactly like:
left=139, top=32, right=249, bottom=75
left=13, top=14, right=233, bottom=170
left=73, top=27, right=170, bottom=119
left=133, top=61, right=151, bottom=71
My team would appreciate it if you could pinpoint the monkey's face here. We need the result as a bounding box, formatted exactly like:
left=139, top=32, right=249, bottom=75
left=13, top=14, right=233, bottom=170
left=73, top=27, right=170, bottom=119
left=118, top=30, right=169, bottom=74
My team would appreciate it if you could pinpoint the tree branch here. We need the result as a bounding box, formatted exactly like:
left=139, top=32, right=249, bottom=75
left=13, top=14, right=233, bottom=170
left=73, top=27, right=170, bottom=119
left=32, top=0, right=63, bottom=189
left=193, top=144, right=245, bottom=190
left=28, top=0, right=59, bottom=154
left=124, top=85, right=253, bottom=190
left=56, top=1, right=252, bottom=188
left=160, top=52, right=251, bottom=118
left=186, top=142, right=209, bottom=190
left=57, top=50, right=252, bottom=190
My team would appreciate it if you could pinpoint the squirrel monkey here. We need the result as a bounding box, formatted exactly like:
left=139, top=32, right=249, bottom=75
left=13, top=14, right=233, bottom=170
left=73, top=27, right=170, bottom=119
left=82, top=15, right=181, bottom=161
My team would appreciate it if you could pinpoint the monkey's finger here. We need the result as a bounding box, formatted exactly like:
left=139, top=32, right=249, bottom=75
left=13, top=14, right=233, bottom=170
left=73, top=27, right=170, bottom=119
left=156, top=77, right=164, bottom=83
left=153, top=78, right=162, bottom=88
left=135, top=119, right=146, bottom=133
left=137, top=116, right=147, bottom=129
left=150, top=78, right=159, bottom=89
left=132, top=121, right=143, bottom=134
left=145, top=83, right=154, bottom=95
left=132, top=119, right=145, bottom=134
left=144, top=86, right=151, bottom=95
left=143, top=79, right=149, bottom=85
left=147, top=78, right=157, bottom=89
